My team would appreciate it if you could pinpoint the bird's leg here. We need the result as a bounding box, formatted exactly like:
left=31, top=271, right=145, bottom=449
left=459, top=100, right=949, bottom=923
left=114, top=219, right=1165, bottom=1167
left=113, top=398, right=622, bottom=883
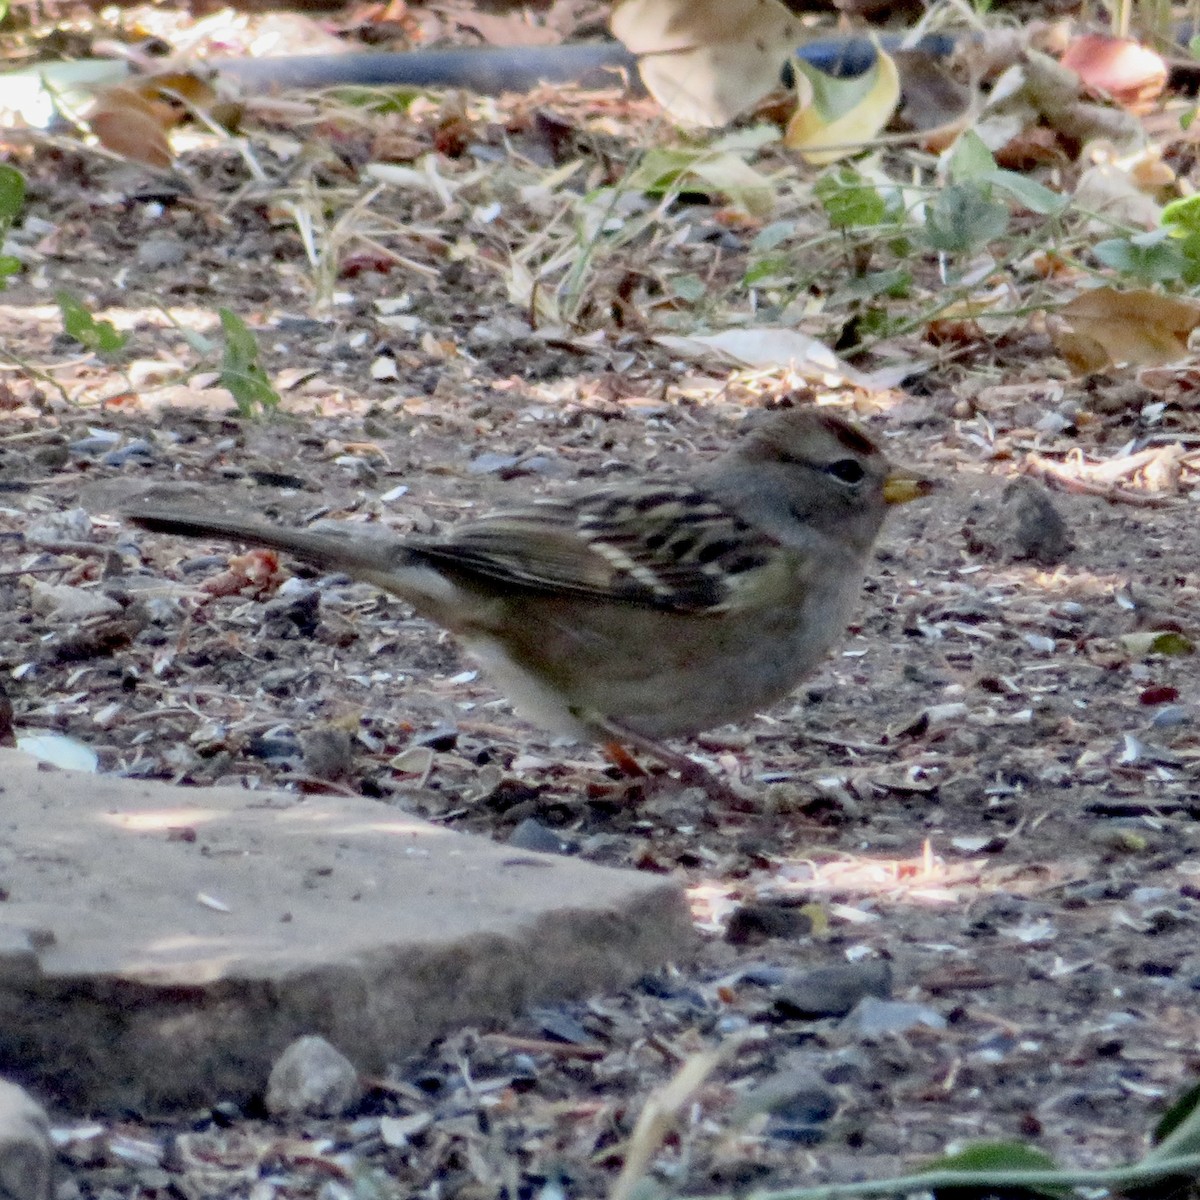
left=602, top=741, right=649, bottom=779
left=598, top=721, right=754, bottom=806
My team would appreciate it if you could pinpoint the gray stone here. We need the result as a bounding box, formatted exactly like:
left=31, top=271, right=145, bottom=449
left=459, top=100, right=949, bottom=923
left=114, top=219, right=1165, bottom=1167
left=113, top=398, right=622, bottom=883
left=0, top=749, right=694, bottom=1112
left=0, top=1079, right=53, bottom=1200
left=962, top=477, right=1073, bottom=565
left=773, top=960, right=893, bottom=1019
left=266, top=1036, right=362, bottom=1118
left=841, top=996, right=946, bottom=1038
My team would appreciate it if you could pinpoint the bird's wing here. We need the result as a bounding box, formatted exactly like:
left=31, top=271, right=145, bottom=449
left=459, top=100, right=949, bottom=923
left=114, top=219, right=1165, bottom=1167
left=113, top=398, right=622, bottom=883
left=409, top=484, right=791, bottom=614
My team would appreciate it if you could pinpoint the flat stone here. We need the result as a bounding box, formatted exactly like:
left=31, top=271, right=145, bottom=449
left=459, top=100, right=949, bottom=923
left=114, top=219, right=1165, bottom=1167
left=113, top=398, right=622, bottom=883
left=0, top=1079, right=53, bottom=1200
left=0, top=750, right=694, bottom=1113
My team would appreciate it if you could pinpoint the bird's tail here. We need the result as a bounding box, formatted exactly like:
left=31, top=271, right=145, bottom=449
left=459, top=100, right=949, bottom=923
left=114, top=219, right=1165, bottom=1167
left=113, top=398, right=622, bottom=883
left=124, top=507, right=415, bottom=580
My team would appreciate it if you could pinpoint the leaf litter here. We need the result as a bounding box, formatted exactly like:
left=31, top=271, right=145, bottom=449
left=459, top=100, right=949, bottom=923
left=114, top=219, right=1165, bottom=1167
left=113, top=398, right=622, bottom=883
left=5, top=3, right=1200, bottom=1196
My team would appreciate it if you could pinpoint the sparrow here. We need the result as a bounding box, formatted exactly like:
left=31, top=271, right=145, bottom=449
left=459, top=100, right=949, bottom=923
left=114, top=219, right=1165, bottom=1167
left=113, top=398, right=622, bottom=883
left=125, top=408, right=932, bottom=792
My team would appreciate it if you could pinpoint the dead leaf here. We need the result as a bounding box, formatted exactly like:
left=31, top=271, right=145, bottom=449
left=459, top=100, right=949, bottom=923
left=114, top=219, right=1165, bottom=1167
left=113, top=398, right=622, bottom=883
left=1060, top=34, right=1167, bottom=113
left=785, top=45, right=900, bottom=164
left=610, top=0, right=803, bottom=126
left=894, top=48, right=975, bottom=152
left=1053, top=287, right=1200, bottom=373
left=87, top=86, right=175, bottom=169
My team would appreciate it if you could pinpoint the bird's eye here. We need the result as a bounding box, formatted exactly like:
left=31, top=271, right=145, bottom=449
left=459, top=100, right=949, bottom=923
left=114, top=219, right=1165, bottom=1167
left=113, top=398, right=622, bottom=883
left=827, top=458, right=866, bottom=485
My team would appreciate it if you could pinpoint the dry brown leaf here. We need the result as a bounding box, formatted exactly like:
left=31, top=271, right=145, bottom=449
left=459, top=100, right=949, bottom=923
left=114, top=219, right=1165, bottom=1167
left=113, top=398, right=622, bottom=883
left=894, top=48, right=975, bottom=151
left=1053, top=287, right=1200, bottom=374
left=1059, top=34, right=1167, bottom=113
left=88, top=85, right=175, bottom=168
left=610, top=0, right=802, bottom=126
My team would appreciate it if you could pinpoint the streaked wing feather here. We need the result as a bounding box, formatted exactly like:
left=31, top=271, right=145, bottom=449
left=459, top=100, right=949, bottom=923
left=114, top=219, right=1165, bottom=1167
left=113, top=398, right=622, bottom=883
left=408, top=486, right=785, bottom=614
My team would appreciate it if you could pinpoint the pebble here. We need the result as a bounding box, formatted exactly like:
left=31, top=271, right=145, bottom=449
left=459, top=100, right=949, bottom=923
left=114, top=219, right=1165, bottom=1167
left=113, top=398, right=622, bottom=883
left=135, top=237, right=186, bottom=269
left=1150, top=705, right=1188, bottom=728
left=0, top=1079, right=54, bottom=1200
left=773, top=960, right=892, bottom=1019
left=507, top=818, right=575, bottom=856
left=841, top=996, right=946, bottom=1037
left=725, top=901, right=820, bottom=945
left=24, top=508, right=94, bottom=545
left=962, top=477, right=1073, bottom=565
left=27, top=583, right=121, bottom=621
left=101, top=440, right=155, bottom=468
left=265, top=1036, right=363, bottom=1118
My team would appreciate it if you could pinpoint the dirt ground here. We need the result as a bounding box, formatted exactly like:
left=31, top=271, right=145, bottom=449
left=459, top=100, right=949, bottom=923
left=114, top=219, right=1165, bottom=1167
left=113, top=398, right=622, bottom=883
left=4, top=65, right=1200, bottom=1200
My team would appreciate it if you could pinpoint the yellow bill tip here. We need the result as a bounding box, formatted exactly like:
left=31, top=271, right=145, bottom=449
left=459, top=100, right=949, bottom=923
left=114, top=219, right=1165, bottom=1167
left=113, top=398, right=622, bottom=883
left=883, top=473, right=937, bottom=505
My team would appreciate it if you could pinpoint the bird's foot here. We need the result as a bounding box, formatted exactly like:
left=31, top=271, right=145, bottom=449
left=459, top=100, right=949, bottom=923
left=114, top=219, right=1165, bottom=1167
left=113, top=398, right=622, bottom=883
left=601, top=733, right=756, bottom=809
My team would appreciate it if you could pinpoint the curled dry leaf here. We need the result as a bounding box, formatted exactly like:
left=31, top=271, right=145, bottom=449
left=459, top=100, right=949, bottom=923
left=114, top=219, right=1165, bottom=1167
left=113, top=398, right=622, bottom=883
left=1052, top=287, right=1200, bottom=374
left=198, top=548, right=286, bottom=599
left=893, top=48, right=975, bottom=153
left=87, top=85, right=175, bottom=169
left=610, top=0, right=803, bottom=126
left=785, top=46, right=900, bottom=164
left=1059, top=34, right=1167, bottom=113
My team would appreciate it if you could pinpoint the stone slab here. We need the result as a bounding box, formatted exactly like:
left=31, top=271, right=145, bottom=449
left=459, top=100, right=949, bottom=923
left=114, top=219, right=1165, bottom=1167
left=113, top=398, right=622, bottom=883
left=0, top=750, right=695, bottom=1113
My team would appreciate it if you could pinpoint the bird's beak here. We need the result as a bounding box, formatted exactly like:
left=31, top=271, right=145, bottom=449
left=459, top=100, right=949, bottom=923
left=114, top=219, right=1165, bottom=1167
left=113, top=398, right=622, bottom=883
left=883, top=471, right=938, bottom=506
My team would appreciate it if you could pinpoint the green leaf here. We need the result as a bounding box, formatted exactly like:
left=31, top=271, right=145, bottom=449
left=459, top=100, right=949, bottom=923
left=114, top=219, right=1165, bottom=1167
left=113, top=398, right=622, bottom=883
left=982, top=169, right=1068, bottom=216
left=1162, top=194, right=1200, bottom=235
left=1092, top=233, right=1187, bottom=284
left=0, top=255, right=21, bottom=288
left=947, top=131, right=997, bottom=183
left=924, top=182, right=1009, bottom=255
left=923, top=1142, right=1066, bottom=1200
left=0, top=165, right=25, bottom=224
left=55, top=291, right=129, bottom=355
left=815, top=167, right=890, bottom=228
left=844, top=267, right=912, bottom=299
left=1153, top=1082, right=1200, bottom=1150
left=218, top=308, right=279, bottom=417
left=751, top=221, right=795, bottom=252
left=1119, top=631, right=1196, bottom=658
left=669, top=274, right=706, bottom=302
left=925, top=1142, right=1062, bottom=1175
left=743, top=255, right=793, bottom=285
left=848, top=305, right=897, bottom=338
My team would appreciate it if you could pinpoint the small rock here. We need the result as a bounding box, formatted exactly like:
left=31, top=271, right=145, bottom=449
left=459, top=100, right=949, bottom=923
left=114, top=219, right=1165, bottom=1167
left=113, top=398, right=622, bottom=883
left=774, top=960, right=892, bottom=1019
left=0, top=1079, right=53, bottom=1200
left=962, top=477, right=1073, bottom=565
left=413, top=724, right=458, bottom=753
left=300, top=727, right=356, bottom=782
left=24, top=508, right=93, bottom=545
left=468, top=452, right=521, bottom=475
left=262, top=587, right=321, bottom=638
left=265, top=1035, right=362, bottom=1118
left=737, top=1063, right=838, bottom=1125
left=507, top=818, right=574, bottom=856
left=841, top=996, right=946, bottom=1038
left=101, top=440, right=155, bottom=468
left=1150, top=705, right=1188, bottom=729
left=726, top=901, right=819, bottom=945
left=465, top=315, right=530, bottom=348
left=69, top=436, right=121, bottom=457
left=136, top=237, right=186, bottom=269
left=27, top=583, right=122, bottom=621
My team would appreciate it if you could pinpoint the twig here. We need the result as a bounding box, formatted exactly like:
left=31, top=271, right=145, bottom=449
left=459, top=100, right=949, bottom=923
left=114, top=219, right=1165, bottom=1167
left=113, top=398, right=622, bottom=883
left=674, top=1151, right=1200, bottom=1200
left=1023, top=453, right=1177, bottom=507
